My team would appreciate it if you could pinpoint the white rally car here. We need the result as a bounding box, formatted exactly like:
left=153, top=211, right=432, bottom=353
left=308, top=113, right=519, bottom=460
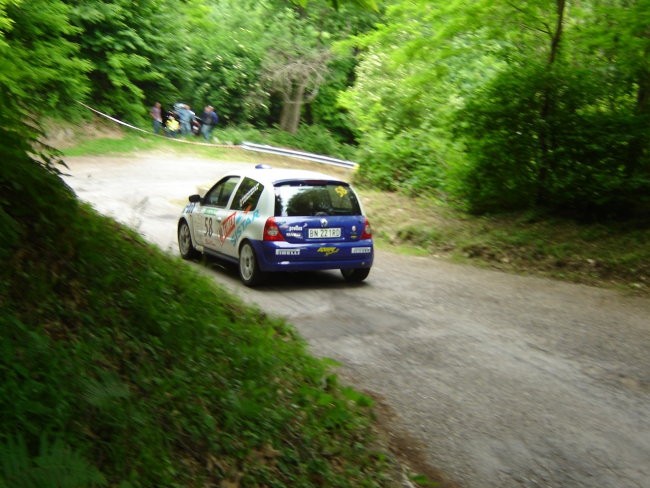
left=177, top=165, right=373, bottom=286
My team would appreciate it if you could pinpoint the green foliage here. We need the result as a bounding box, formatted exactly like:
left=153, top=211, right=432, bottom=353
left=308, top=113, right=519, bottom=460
left=8, top=0, right=648, bottom=220
left=0, top=435, right=106, bottom=488
left=338, top=2, right=504, bottom=195
left=449, top=64, right=545, bottom=212
left=454, top=60, right=650, bottom=217
left=167, top=0, right=376, bottom=135
left=342, top=0, right=650, bottom=220
left=4, top=0, right=376, bottom=141
left=61, top=132, right=161, bottom=156
left=0, top=0, right=91, bottom=114
left=353, top=129, right=449, bottom=194
left=67, top=0, right=183, bottom=120
left=212, top=124, right=265, bottom=146
left=292, top=0, right=379, bottom=10
left=309, top=51, right=361, bottom=142
left=179, top=0, right=270, bottom=124
left=408, top=473, right=440, bottom=488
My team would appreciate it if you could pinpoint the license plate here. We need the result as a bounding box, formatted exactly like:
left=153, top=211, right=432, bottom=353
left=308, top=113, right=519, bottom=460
left=308, top=227, right=341, bottom=238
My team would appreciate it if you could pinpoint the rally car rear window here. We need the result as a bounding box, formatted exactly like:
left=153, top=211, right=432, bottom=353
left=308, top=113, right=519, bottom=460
left=274, top=181, right=361, bottom=217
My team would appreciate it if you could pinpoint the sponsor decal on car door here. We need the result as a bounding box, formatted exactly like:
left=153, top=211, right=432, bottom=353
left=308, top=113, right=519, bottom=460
left=219, top=177, right=264, bottom=258
left=196, top=206, right=223, bottom=250
left=217, top=210, right=238, bottom=257
left=217, top=208, right=261, bottom=258
left=194, top=175, right=241, bottom=251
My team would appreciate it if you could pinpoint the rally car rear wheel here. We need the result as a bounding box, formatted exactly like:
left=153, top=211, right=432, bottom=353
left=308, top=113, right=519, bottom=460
left=341, top=268, right=370, bottom=283
left=239, top=242, right=265, bottom=286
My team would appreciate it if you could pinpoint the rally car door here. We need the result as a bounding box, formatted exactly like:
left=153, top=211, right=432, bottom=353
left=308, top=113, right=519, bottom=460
left=193, top=176, right=240, bottom=252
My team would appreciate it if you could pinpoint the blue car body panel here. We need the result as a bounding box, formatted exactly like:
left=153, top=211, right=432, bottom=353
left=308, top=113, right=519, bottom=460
left=250, top=239, right=374, bottom=272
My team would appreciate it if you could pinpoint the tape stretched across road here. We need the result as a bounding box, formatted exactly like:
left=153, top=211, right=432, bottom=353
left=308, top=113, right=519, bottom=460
left=76, top=101, right=236, bottom=148
left=77, top=101, right=358, bottom=169
left=240, top=142, right=357, bottom=169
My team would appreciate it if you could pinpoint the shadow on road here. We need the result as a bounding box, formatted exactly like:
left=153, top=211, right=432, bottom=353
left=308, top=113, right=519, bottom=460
left=194, top=254, right=371, bottom=293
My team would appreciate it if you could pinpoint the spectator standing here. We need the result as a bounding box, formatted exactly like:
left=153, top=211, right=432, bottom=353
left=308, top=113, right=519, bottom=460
left=177, top=104, right=193, bottom=136
left=150, top=102, right=162, bottom=134
left=200, top=105, right=219, bottom=141
left=165, top=115, right=180, bottom=137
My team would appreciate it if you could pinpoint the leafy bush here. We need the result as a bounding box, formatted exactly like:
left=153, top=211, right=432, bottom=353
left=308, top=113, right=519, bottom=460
left=0, top=435, right=106, bottom=488
left=448, top=67, right=544, bottom=213
left=212, top=124, right=264, bottom=146
left=541, top=109, right=650, bottom=219
left=452, top=63, right=650, bottom=219
left=353, top=129, right=447, bottom=194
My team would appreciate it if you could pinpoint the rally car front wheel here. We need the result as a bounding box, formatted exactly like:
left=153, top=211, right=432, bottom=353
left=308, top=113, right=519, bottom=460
left=178, top=220, right=199, bottom=259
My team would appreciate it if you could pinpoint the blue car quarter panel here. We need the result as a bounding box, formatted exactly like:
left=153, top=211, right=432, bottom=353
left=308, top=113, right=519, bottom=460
left=251, top=240, right=374, bottom=272
left=249, top=213, right=373, bottom=272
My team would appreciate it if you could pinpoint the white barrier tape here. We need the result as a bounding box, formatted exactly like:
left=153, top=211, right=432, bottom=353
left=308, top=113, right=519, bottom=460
left=76, top=101, right=237, bottom=148
left=76, top=102, right=357, bottom=169
left=241, top=141, right=357, bottom=168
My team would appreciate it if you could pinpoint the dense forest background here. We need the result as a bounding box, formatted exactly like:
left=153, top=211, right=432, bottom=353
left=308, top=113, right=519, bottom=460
left=2, top=0, right=649, bottom=219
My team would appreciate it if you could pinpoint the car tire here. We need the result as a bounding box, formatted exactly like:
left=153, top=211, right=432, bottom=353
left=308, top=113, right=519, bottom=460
left=178, top=220, right=199, bottom=259
left=341, top=268, right=370, bottom=283
left=239, top=241, right=265, bottom=286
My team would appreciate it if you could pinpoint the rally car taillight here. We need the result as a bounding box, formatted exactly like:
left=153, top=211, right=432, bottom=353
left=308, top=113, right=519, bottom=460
left=263, top=217, right=285, bottom=241
left=361, top=217, right=372, bottom=239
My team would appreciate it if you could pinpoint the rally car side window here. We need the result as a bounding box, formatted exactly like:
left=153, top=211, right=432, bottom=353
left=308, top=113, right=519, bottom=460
left=231, top=177, right=264, bottom=211
left=204, top=176, right=240, bottom=207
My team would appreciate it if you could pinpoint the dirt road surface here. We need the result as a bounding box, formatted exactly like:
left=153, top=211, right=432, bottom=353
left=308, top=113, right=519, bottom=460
left=62, top=153, right=650, bottom=488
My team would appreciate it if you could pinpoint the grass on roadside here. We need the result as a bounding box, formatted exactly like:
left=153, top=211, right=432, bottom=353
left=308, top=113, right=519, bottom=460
left=1, top=148, right=402, bottom=487
left=362, top=190, right=649, bottom=293
left=58, top=129, right=229, bottom=159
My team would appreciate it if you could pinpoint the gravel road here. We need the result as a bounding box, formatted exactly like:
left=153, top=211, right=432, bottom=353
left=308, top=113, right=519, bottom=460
left=62, top=153, right=650, bottom=488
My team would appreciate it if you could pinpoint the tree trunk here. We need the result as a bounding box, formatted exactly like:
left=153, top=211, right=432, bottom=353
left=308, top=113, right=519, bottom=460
left=627, top=66, right=650, bottom=173
left=279, top=83, right=306, bottom=134
left=548, top=0, right=565, bottom=66
left=536, top=0, right=566, bottom=205
left=279, top=101, right=293, bottom=132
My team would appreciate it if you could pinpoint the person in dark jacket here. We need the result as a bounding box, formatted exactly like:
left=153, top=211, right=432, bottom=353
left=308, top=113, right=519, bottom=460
left=200, top=105, right=219, bottom=141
